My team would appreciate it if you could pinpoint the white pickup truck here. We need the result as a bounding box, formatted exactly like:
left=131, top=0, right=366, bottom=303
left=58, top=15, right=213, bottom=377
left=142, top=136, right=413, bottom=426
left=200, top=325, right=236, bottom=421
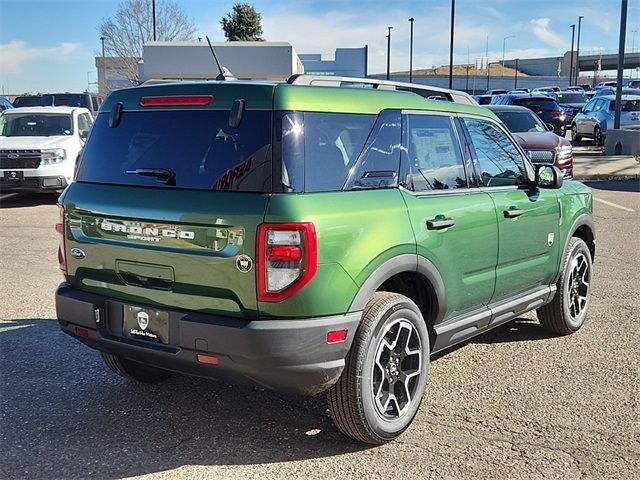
left=0, top=106, right=92, bottom=193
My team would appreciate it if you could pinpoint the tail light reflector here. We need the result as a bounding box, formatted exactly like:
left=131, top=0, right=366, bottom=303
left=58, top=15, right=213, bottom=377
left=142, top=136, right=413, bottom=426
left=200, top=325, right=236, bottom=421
left=257, top=223, right=317, bottom=302
left=75, top=327, right=89, bottom=338
left=197, top=354, right=219, bottom=365
left=327, top=329, right=348, bottom=344
left=56, top=205, right=67, bottom=273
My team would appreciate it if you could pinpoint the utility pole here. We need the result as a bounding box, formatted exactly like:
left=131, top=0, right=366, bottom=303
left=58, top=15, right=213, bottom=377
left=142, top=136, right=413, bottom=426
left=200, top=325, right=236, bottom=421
left=485, top=35, right=490, bottom=92
left=448, top=0, right=455, bottom=89
left=386, top=26, right=392, bottom=80
left=502, top=35, right=514, bottom=77
left=575, top=16, right=584, bottom=85
left=614, top=0, right=628, bottom=130
left=409, top=18, right=415, bottom=83
left=514, top=58, right=519, bottom=89
left=569, top=24, right=575, bottom=86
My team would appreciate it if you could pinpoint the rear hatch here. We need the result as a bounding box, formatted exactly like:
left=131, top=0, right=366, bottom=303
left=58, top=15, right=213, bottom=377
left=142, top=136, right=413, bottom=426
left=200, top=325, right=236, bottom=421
left=61, top=83, right=276, bottom=319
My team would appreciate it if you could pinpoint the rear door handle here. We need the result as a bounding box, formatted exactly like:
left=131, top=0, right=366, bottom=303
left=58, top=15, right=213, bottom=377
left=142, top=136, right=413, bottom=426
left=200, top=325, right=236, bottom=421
left=427, top=217, right=455, bottom=230
left=504, top=208, right=525, bottom=218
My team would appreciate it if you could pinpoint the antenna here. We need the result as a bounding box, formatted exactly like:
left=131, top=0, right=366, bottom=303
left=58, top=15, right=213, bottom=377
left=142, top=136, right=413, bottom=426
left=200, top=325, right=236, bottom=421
left=205, top=35, right=232, bottom=81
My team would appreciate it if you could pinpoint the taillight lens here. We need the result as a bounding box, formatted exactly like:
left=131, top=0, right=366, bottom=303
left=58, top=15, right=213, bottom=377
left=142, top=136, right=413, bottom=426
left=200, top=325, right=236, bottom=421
left=257, top=223, right=317, bottom=302
left=56, top=204, right=67, bottom=273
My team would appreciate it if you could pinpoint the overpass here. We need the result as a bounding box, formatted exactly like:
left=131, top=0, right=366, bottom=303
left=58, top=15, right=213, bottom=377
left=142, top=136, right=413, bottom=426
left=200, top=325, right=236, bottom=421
left=503, top=50, right=639, bottom=77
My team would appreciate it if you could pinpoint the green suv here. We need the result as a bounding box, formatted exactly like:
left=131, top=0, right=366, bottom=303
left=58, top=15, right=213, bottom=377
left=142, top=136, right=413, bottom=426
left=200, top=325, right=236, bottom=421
left=55, top=76, right=594, bottom=444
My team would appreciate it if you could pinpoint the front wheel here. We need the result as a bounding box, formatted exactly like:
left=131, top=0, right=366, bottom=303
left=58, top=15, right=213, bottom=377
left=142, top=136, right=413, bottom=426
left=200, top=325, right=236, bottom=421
left=571, top=123, right=582, bottom=142
left=327, top=292, right=430, bottom=444
left=594, top=126, right=604, bottom=147
left=537, top=237, right=592, bottom=335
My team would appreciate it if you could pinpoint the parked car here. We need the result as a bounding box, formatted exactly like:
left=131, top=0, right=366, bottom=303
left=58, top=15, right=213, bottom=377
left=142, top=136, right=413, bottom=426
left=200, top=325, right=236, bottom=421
left=593, top=87, right=640, bottom=98
left=55, top=76, right=595, bottom=445
left=485, top=89, right=508, bottom=95
left=491, top=93, right=567, bottom=135
left=0, top=106, right=93, bottom=192
left=572, top=94, right=640, bottom=145
left=0, top=96, right=14, bottom=111
left=12, top=92, right=102, bottom=117
left=576, top=84, right=592, bottom=91
left=486, top=105, right=573, bottom=178
left=473, top=94, right=493, bottom=104
left=595, top=81, right=617, bottom=88
left=556, top=91, right=589, bottom=126
left=627, top=80, right=640, bottom=89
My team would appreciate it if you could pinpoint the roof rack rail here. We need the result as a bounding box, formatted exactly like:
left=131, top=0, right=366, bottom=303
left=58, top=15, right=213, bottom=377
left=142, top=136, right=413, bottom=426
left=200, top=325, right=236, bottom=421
left=286, top=75, right=478, bottom=106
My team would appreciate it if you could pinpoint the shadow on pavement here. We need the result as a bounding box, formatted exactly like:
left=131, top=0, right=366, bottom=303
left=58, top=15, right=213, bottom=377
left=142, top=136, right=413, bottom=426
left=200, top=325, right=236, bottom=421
left=0, top=192, right=59, bottom=208
left=0, top=320, right=368, bottom=480
left=584, top=179, right=640, bottom=193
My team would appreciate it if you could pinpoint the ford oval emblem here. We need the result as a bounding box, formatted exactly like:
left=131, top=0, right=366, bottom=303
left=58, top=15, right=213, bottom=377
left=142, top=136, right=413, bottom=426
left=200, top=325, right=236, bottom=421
left=70, top=248, right=86, bottom=259
left=7, top=153, right=19, bottom=159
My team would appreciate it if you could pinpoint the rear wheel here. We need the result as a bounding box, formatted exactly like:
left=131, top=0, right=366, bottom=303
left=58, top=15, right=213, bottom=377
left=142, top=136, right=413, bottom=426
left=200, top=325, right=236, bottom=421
left=594, top=126, right=604, bottom=146
left=571, top=123, right=582, bottom=142
left=327, top=292, right=429, bottom=444
left=101, top=352, right=172, bottom=383
left=537, top=237, right=592, bottom=335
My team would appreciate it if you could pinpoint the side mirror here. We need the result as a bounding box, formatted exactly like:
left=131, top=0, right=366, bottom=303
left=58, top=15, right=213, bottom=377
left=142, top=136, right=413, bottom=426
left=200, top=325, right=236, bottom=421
left=535, top=165, right=563, bottom=189
left=545, top=123, right=554, bottom=131
left=79, top=129, right=89, bottom=139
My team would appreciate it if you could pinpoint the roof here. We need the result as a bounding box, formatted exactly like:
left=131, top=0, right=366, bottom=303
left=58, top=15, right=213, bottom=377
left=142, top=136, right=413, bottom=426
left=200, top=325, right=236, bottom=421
left=101, top=80, right=497, bottom=119
left=594, top=94, right=640, bottom=100
left=2, top=106, right=87, bottom=114
left=485, top=105, right=534, bottom=112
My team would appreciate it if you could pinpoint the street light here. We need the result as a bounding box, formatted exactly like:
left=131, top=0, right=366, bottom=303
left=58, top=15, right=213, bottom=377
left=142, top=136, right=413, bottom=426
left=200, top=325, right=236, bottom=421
left=386, top=26, right=393, bottom=80
left=631, top=29, right=638, bottom=52
left=100, top=36, right=106, bottom=58
left=448, top=0, right=455, bottom=89
left=502, top=35, right=514, bottom=77
left=569, top=24, right=575, bottom=86
left=575, top=16, right=584, bottom=85
left=408, top=18, right=415, bottom=83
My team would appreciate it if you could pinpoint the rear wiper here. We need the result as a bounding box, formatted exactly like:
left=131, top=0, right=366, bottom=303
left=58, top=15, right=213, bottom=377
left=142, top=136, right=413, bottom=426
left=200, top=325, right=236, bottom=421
left=125, top=168, right=176, bottom=186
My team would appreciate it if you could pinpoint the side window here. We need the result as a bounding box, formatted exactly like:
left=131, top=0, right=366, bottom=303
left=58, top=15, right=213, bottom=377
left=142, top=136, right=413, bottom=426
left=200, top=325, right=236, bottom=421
left=403, top=114, right=467, bottom=191
left=77, top=114, right=91, bottom=132
left=583, top=100, right=595, bottom=113
left=463, top=118, right=527, bottom=187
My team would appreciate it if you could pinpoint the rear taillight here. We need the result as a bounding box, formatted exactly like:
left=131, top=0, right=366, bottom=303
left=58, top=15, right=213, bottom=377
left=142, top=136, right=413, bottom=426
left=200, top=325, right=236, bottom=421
left=257, top=223, right=317, bottom=302
left=56, top=204, right=67, bottom=273
left=551, top=110, right=565, bottom=118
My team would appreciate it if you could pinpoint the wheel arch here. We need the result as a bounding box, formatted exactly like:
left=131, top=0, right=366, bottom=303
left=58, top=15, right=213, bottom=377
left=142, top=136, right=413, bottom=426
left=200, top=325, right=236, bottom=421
left=554, top=214, right=595, bottom=283
left=348, top=254, right=446, bottom=335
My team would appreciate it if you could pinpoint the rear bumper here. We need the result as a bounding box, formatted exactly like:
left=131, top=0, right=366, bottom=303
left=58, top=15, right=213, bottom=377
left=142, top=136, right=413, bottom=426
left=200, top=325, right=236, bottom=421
left=55, top=283, right=361, bottom=395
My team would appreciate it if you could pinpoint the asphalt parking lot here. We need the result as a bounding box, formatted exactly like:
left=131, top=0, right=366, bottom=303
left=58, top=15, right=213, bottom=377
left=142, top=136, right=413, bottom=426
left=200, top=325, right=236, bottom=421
left=1, top=181, right=639, bottom=480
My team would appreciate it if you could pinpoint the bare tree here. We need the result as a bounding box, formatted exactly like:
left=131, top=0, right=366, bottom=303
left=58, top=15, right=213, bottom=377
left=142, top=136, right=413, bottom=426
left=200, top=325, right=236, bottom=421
left=99, top=0, right=196, bottom=84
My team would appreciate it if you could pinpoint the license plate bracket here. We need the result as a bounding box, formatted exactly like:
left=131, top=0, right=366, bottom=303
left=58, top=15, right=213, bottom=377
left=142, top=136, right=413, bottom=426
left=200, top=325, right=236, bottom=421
left=122, top=305, right=169, bottom=344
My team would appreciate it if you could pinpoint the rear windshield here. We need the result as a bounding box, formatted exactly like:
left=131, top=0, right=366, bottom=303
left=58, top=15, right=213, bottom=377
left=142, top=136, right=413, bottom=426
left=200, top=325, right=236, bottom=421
left=53, top=94, right=90, bottom=109
left=611, top=100, right=640, bottom=112
left=494, top=111, right=546, bottom=133
left=76, top=110, right=272, bottom=191
left=0, top=113, right=74, bottom=136
left=514, top=98, right=560, bottom=110
left=13, top=96, right=49, bottom=107
left=556, top=92, right=588, bottom=103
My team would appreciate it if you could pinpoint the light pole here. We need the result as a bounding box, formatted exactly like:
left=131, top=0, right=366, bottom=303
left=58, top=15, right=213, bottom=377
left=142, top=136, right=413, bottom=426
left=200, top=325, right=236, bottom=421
left=100, top=36, right=106, bottom=58
left=575, top=16, right=584, bottom=85
left=632, top=29, right=638, bottom=52
left=569, top=24, right=575, bottom=86
left=386, top=26, right=392, bottom=80
left=448, top=0, right=455, bottom=89
left=614, top=0, right=628, bottom=130
left=409, top=18, right=415, bottom=83
left=502, top=35, right=514, bottom=77
left=152, top=0, right=157, bottom=41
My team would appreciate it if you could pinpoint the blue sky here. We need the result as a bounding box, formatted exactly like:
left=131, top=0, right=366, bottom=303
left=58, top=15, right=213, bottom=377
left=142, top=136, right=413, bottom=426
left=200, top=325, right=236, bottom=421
left=1, top=0, right=638, bottom=94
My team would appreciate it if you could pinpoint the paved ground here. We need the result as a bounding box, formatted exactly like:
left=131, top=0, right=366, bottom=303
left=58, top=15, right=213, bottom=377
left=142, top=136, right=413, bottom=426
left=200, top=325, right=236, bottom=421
left=1, top=182, right=639, bottom=480
left=572, top=142, right=639, bottom=181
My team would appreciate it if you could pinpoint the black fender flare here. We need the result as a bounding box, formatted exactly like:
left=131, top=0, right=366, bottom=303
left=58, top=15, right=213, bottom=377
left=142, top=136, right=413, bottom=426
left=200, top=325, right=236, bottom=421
left=553, top=213, right=595, bottom=284
left=348, top=254, right=447, bottom=324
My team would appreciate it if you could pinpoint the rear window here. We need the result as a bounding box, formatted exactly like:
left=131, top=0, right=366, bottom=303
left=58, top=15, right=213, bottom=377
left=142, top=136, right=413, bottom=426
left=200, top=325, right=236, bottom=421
left=514, top=98, right=560, bottom=110
left=76, top=110, right=272, bottom=192
left=494, top=111, right=546, bottom=133
left=13, top=96, right=48, bottom=107
left=556, top=92, right=588, bottom=103
left=53, top=94, right=90, bottom=109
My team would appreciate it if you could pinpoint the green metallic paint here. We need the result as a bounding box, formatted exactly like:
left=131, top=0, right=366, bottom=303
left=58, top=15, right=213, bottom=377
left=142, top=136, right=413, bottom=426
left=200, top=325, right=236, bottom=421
left=401, top=189, right=499, bottom=321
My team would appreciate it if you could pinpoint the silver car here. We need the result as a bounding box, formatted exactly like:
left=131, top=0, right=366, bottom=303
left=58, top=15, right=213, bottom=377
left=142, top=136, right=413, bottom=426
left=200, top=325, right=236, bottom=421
left=572, top=94, right=640, bottom=146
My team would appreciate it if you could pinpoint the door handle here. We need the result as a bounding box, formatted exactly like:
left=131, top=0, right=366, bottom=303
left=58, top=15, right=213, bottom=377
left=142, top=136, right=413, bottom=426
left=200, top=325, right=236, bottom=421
left=427, top=217, right=455, bottom=230
left=504, top=208, right=525, bottom=218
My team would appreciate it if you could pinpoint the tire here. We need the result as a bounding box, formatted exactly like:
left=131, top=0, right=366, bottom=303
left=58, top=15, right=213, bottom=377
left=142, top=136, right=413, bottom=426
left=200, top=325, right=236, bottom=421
left=571, top=123, right=582, bottom=142
left=100, top=352, right=172, bottom=383
left=537, top=237, right=592, bottom=335
left=327, top=292, right=430, bottom=444
left=594, top=126, right=604, bottom=147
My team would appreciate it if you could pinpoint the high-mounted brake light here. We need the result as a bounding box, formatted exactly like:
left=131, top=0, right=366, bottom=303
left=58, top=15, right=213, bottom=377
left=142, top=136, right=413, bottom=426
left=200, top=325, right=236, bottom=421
left=56, top=205, right=67, bottom=273
left=139, top=95, right=212, bottom=107
left=257, top=223, right=317, bottom=302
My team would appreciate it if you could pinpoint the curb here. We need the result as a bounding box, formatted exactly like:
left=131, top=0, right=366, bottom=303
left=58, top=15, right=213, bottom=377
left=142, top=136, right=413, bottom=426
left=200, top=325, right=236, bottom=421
left=573, top=173, right=640, bottom=181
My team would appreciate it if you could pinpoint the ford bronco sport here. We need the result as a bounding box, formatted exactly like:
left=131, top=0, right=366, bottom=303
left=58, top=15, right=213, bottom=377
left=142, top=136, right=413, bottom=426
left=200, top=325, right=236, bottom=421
left=55, top=76, right=594, bottom=444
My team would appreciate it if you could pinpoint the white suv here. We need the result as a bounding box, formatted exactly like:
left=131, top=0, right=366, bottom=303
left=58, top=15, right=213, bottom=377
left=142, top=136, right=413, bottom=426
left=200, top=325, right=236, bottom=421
left=0, top=106, right=92, bottom=193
